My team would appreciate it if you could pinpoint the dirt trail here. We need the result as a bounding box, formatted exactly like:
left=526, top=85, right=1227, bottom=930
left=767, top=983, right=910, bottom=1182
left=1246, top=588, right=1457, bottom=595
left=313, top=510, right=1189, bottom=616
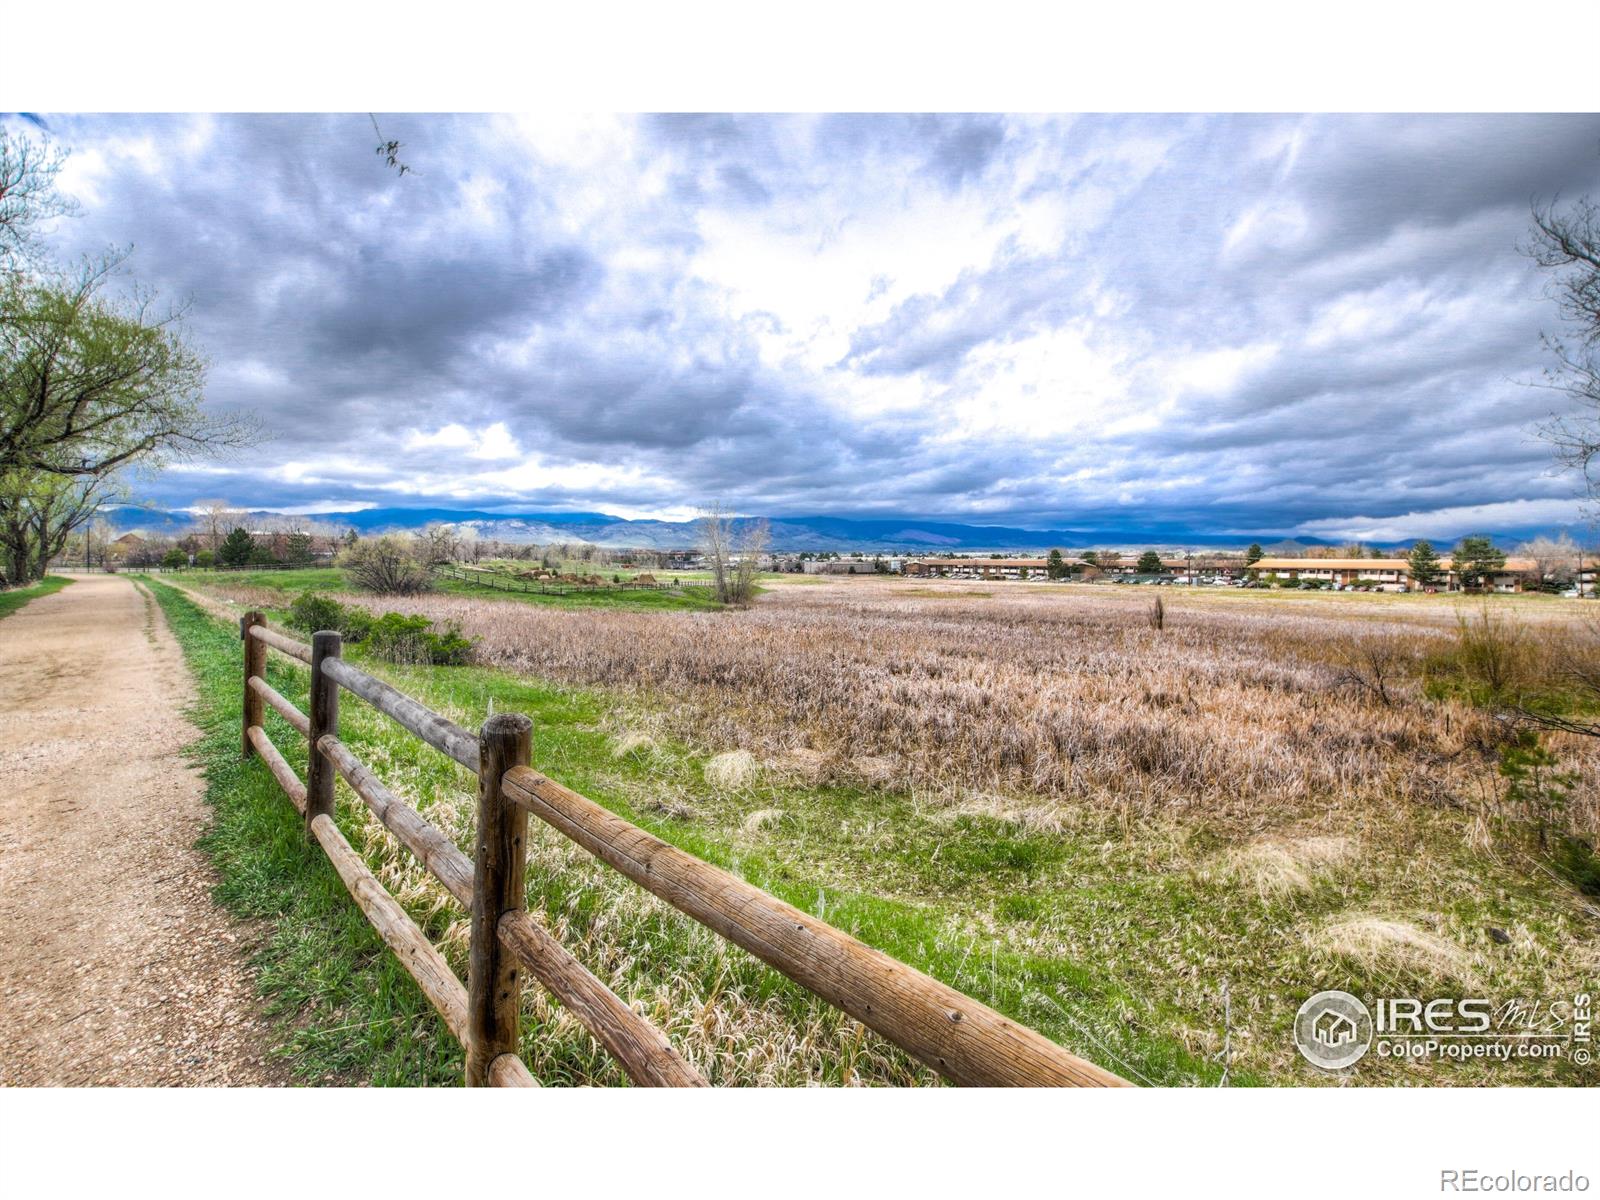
left=0, top=575, right=286, bottom=1085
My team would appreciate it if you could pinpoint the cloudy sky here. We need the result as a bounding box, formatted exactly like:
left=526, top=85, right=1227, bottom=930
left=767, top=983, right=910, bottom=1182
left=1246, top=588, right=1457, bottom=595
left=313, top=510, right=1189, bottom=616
left=17, top=112, right=1600, bottom=539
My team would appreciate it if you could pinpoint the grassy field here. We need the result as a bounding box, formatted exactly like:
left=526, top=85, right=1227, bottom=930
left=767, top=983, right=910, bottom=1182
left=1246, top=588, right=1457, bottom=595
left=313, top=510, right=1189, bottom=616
left=165, top=569, right=1600, bottom=1085
left=154, top=575, right=1221, bottom=1084
left=179, top=566, right=346, bottom=593
left=436, top=573, right=723, bottom=612
left=182, top=564, right=724, bottom=612
left=0, top=574, right=71, bottom=621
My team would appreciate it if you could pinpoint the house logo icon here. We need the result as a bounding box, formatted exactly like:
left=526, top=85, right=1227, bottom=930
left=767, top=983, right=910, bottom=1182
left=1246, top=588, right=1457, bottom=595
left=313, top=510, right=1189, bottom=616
left=1294, top=990, right=1373, bottom=1070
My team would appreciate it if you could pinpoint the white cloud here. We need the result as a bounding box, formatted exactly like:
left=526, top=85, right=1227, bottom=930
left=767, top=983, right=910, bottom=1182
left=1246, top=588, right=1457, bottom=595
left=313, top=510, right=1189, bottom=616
left=1297, top=498, right=1587, bottom=543
left=405, top=423, right=520, bottom=460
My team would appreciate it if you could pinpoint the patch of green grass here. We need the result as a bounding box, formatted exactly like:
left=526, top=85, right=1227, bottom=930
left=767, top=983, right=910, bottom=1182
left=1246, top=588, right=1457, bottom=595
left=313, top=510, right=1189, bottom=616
left=436, top=573, right=724, bottom=612
left=185, top=566, right=348, bottom=594
left=148, top=579, right=465, bottom=1084
left=0, top=574, right=71, bottom=620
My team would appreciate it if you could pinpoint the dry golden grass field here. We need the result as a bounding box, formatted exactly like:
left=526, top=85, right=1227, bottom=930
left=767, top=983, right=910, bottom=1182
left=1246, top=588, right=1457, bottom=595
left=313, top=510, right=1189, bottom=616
left=180, top=572, right=1600, bottom=1086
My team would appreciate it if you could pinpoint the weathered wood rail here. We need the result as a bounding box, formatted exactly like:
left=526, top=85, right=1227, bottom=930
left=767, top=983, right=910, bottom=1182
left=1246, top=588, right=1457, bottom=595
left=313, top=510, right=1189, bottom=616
left=238, top=611, right=1128, bottom=1088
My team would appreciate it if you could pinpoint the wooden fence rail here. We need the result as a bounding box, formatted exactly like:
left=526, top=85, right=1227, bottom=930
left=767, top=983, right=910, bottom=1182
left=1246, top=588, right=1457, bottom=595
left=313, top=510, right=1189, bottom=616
left=238, top=611, right=1127, bottom=1088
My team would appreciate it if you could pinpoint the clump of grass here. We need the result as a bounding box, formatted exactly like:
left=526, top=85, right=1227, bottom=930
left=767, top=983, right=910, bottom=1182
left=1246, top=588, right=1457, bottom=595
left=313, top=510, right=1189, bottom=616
left=611, top=730, right=659, bottom=759
left=1314, top=916, right=1478, bottom=988
left=741, top=807, right=787, bottom=834
left=1223, top=835, right=1354, bottom=898
left=706, top=749, right=758, bottom=791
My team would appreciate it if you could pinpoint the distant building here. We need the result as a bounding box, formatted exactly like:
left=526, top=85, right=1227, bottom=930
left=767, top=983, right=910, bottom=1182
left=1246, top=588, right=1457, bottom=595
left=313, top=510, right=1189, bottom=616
left=1248, top=556, right=1539, bottom=592
left=803, top=559, right=879, bottom=574
left=1100, top=556, right=1246, bottom=581
left=903, top=558, right=1050, bottom=579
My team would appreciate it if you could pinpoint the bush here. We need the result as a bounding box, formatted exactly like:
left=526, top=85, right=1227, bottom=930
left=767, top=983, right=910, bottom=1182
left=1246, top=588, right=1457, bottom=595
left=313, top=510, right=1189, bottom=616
left=161, top=548, right=188, bottom=569
left=194, top=549, right=214, bottom=568
left=341, top=536, right=434, bottom=595
left=1450, top=606, right=1531, bottom=702
left=1334, top=632, right=1418, bottom=707
left=286, top=591, right=372, bottom=643
left=1499, top=731, right=1577, bottom=851
left=366, top=611, right=474, bottom=665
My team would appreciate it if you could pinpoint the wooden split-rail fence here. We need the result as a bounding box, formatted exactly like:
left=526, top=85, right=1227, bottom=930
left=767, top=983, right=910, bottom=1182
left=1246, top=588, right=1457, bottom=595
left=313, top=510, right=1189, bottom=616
left=239, top=612, right=1129, bottom=1087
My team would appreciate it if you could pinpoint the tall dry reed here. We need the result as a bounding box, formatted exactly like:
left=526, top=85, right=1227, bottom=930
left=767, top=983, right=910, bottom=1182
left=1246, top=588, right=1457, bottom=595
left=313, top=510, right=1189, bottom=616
left=327, top=581, right=1600, bottom=833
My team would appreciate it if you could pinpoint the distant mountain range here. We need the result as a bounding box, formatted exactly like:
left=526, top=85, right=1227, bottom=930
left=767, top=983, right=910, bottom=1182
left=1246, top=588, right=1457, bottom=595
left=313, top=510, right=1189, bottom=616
left=99, top=504, right=1582, bottom=553
left=98, top=505, right=1359, bottom=553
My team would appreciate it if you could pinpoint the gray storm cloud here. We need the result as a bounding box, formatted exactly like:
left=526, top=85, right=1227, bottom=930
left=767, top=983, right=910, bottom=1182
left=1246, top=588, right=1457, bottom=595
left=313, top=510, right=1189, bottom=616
left=17, top=111, right=1600, bottom=537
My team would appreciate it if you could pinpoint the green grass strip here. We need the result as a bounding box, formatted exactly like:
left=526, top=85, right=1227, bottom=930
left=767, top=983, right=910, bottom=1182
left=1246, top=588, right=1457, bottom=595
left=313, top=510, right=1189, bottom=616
left=0, top=574, right=72, bottom=621
left=148, top=578, right=465, bottom=1085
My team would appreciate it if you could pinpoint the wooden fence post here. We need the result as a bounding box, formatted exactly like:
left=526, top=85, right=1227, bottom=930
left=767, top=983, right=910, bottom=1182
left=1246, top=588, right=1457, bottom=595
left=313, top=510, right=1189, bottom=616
left=241, top=611, right=265, bottom=760
left=306, top=630, right=342, bottom=834
left=467, top=712, right=532, bottom=1086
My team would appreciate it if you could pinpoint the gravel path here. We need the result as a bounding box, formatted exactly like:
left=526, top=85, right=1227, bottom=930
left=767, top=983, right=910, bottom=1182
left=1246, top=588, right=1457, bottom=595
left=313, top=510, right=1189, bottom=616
left=0, top=575, right=287, bottom=1085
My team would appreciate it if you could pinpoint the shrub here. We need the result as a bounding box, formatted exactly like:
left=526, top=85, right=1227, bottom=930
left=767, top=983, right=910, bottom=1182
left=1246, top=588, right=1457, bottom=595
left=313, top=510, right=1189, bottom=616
left=366, top=611, right=474, bottom=665
left=1499, top=731, right=1576, bottom=851
left=194, top=549, right=214, bottom=568
left=1452, top=606, right=1531, bottom=702
left=1334, top=632, right=1418, bottom=708
left=161, top=548, right=188, bottom=569
left=286, top=591, right=372, bottom=643
left=342, top=536, right=434, bottom=595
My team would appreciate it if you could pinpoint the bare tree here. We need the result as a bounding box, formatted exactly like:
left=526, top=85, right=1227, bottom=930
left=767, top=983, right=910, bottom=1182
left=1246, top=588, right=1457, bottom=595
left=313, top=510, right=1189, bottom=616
left=419, top=521, right=459, bottom=565
left=0, top=130, right=80, bottom=279
left=700, top=505, right=734, bottom=602
left=1526, top=193, right=1600, bottom=512
left=341, top=535, right=433, bottom=595
left=734, top=519, right=770, bottom=603
left=192, top=498, right=243, bottom=551
left=699, top=506, right=768, bottom=605
left=1518, top=533, right=1580, bottom=587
